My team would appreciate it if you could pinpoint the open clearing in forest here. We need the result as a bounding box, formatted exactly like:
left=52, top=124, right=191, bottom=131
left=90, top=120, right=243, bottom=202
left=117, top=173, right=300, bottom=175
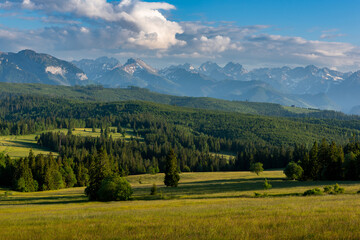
left=53, top=127, right=141, bottom=140
left=1, top=171, right=360, bottom=240
left=0, top=128, right=141, bottom=158
left=0, top=134, right=55, bottom=158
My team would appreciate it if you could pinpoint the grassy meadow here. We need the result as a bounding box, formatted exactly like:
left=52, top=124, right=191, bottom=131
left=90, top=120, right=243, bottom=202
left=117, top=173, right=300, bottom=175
left=0, top=134, right=55, bottom=158
left=53, top=127, right=142, bottom=141
left=0, top=128, right=141, bottom=158
left=1, top=171, right=360, bottom=240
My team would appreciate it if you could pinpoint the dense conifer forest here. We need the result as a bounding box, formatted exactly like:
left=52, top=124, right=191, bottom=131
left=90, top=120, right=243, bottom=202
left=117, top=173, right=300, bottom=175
left=1, top=92, right=360, bottom=192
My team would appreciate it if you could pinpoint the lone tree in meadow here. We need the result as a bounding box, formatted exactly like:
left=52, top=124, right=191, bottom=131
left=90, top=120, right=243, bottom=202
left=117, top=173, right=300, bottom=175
left=284, top=161, right=304, bottom=180
left=250, top=162, right=264, bottom=176
left=164, top=149, right=180, bottom=187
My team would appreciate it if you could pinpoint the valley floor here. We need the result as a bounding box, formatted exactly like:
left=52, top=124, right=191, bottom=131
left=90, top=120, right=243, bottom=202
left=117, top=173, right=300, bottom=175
left=1, top=171, right=360, bottom=240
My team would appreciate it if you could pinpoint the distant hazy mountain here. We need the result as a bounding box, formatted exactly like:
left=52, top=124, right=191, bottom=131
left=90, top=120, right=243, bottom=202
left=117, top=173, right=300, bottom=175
left=197, top=61, right=247, bottom=81
left=72, top=57, right=119, bottom=80
left=244, top=65, right=349, bottom=95
left=0, top=50, right=87, bottom=86
left=350, top=105, right=360, bottom=115
left=120, top=58, right=180, bottom=95
left=159, top=65, right=214, bottom=96
left=96, top=67, right=147, bottom=88
left=2, top=49, right=359, bottom=113
left=159, top=63, right=339, bottom=110
left=328, top=71, right=360, bottom=112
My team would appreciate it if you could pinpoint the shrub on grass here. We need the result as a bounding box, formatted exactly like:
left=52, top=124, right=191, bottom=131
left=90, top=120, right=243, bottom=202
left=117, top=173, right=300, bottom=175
left=250, top=162, right=264, bottom=176
left=284, top=162, right=303, bottom=180
left=150, top=183, right=157, bottom=195
left=263, top=179, right=272, bottom=190
left=357, top=190, right=360, bottom=194
left=254, top=192, right=268, bottom=198
left=254, top=192, right=262, bottom=197
left=323, top=184, right=345, bottom=194
left=182, top=165, right=191, bottom=172
left=97, top=176, right=133, bottom=201
left=303, top=188, right=323, bottom=196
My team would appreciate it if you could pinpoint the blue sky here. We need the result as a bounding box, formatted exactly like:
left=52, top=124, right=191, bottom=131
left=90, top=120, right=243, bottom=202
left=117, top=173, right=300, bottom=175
left=0, top=0, right=359, bottom=71
left=170, top=0, right=360, bottom=44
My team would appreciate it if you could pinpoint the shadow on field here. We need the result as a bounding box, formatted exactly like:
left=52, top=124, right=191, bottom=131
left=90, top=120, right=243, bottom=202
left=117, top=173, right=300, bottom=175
left=133, top=177, right=360, bottom=200
left=0, top=195, right=88, bottom=206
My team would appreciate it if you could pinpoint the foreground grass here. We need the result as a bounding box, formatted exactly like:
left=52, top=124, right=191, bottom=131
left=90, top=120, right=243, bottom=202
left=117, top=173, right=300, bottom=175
left=1, top=171, right=360, bottom=240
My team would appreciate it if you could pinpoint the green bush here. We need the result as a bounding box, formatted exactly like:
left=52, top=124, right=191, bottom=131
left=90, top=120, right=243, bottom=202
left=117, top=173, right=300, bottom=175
left=254, top=192, right=268, bottom=198
left=250, top=162, right=263, bottom=176
left=182, top=165, right=191, bottom=172
left=97, top=176, right=133, bottom=202
left=254, top=192, right=262, bottom=197
left=150, top=183, right=157, bottom=195
left=357, top=190, right=360, bottom=194
left=323, top=184, right=345, bottom=194
left=284, top=162, right=303, bottom=180
left=323, top=185, right=332, bottom=193
left=303, top=188, right=322, bottom=196
left=263, top=179, right=272, bottom=190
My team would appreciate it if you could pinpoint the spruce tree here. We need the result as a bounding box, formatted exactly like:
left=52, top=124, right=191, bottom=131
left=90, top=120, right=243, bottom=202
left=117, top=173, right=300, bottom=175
left=85, top=149, right=113, bottom=200
left=308, top=141, right=319, bottom=180
left=164, top=149, right=180, bottom=187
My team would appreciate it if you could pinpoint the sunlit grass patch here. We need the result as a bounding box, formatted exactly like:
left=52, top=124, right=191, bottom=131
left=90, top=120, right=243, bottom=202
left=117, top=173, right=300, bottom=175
left=0, top=134, right=55, bottom=158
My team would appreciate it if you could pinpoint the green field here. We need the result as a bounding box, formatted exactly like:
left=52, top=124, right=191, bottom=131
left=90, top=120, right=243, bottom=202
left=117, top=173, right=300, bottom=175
left=54, top=128, right=142, bottom=141
left=1, top=171, right=360, bottom=240
left=0, top=134, right=55, bottom=158
left=0, top=128, right=141, bottom=158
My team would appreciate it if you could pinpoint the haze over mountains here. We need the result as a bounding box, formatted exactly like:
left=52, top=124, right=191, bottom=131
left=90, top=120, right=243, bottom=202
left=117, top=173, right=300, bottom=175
left=1, top=49, right=359, bottom=114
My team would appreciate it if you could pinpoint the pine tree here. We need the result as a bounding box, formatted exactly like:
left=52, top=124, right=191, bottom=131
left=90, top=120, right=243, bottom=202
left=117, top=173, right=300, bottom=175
left=85, top=149, right=113, bottom=200
left=15, top=158, right=38, bottom=192
left=308, top=141, right=320, bottom=180
left=164, top=149, right=180, bottom=187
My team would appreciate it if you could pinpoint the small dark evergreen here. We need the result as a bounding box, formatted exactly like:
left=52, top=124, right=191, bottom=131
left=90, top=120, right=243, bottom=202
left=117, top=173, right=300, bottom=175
left=164, top=149, right=180, bottom=187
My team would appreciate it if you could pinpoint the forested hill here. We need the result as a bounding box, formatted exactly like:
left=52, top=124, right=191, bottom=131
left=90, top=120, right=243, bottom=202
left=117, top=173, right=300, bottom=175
left=0, top=82, right=356, bottom=120
left=0, top=94, right=359, bottom=147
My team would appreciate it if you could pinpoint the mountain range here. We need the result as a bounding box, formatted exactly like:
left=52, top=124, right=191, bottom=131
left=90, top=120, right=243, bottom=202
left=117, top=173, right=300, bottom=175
left=0, top=49, right=359, bottom=113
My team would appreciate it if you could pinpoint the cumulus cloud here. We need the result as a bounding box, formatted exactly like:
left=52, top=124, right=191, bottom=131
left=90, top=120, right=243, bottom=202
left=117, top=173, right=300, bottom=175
left=16, top=0, right=185, bottom=49
left=193, top=35, right=241, bottom=53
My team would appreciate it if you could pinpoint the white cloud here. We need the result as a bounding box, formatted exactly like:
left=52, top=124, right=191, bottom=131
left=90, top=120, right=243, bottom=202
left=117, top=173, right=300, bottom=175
left=17, top=0, right=184, bottom=49
left=80, top=27, right=89, bottom=33
left=22, top=0, right=35, bottom=9
left=0, top=29, right=18, bottom=39
left=320, top=33, right=345, bottom=39
left=195, top=35, right=236, bottom=53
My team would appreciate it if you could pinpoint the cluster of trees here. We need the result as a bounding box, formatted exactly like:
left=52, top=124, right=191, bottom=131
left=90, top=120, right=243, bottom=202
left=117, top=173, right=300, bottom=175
left=0, top=150, right=79, bottom=192
left=284, top=138, right=360, bottom=181
left=38, top=127, right=300, bottom=177
left=0, top=149, right=133, bottom=201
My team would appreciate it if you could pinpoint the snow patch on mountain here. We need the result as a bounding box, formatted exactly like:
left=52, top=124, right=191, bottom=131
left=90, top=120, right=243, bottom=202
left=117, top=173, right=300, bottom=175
left=77, top=73, right=88, bottom=81
left=122, top=58, right=157, bottom=75
left=45, top=66, right=67, bottom=77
